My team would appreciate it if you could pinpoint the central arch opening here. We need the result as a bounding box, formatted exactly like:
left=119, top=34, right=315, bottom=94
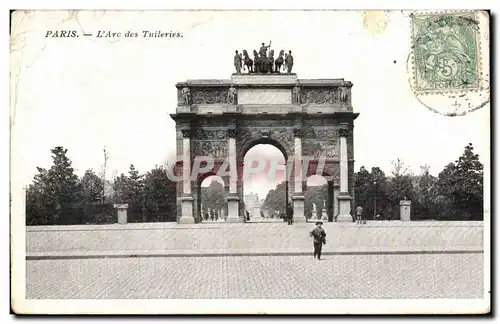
left=199, top=175, right=226, bottom=223
left=242, top=143, right=288, bottom=223
left=305, top=175, right=330, bottom=222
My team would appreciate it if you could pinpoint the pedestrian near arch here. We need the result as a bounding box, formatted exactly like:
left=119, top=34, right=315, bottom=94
left=309, top=221, right=326, bottom=260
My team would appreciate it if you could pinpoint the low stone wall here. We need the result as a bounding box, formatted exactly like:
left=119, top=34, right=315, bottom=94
left=26, top=221, right=484, bottom=254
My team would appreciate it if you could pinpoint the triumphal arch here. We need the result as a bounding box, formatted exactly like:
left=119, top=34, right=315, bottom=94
left=170, top=55, right=358, bottom=224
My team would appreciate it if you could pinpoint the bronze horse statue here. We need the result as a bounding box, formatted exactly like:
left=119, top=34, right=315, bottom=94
left=252, top=49, right=274, bottom=73
left=275, top=50, right=285, bottom=73
left=242, top=50, right=253, bottom=72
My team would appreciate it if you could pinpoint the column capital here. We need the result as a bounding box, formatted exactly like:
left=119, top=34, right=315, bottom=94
left=181, top=129, right=191, bottom=138
left=227, top=127, right=237, bottom=138
left=293, top=126, right=303, bottom=137
left=338, top=128, right=349, bottom=137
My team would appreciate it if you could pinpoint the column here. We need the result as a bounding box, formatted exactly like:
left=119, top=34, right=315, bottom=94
left=336, top=127, right=353, bottom=222
left=226, top=128, right=241, bottom=222
left=292, top=127, right=306, bottom=223
left=179, top=129, right=194, bottom=224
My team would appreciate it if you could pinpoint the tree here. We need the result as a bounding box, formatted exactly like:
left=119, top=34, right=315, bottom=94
left=201, top=179, right=226, bottom=214
left=47, top=146, right=82, bottom=211
left=26, top=167, right=54, bottom=225
left=354, top=166, right=388, bottom=219
left=26, top=147, right=82, bottom=225
left=99, top=147, right=109, bottom=204
left=262, top=182, right=287, bottom=217
left=387, top=158, right=414, bottom=218
left=437, top=144, right=483, bottom=220
left=142, top=165, right=177, bottom=222
left=414, top=165, right=437, bottom=219
left=80, top=168, right=117, bottom=224
left=81, top=169, right=104, bottom=205
left=354, top=166, right=371, bottom=210
left=80, top=169, right=105, bottom=223
left=368, top=167, right=388, bottom=218
left=113, top=164, right=144, bottom=222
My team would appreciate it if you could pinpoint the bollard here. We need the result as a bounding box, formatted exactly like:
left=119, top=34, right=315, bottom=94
left=400, top=200, right=411, bottom=221
left=114, top=203, right=129, bottom=225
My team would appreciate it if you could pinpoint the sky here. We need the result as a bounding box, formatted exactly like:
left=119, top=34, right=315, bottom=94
left=10, top=10, right=490, bottom=199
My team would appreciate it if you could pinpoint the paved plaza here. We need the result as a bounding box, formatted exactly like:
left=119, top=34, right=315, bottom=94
left=25, top=221, right=485, bottom=299
left=27, top=253, right=483, bottom=299
left=26, top=221, right=484, bottom=255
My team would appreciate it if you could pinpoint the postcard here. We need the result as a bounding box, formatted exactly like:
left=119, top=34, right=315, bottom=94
left=10, top=9, right=490, bottom=314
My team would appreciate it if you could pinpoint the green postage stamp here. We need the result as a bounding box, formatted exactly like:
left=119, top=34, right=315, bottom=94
left=411, top=12, right=481, bottom=93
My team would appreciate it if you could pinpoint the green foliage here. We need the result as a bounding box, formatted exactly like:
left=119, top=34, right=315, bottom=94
left=304, top=184, right=328, bottom=218
left=354, top=166, right=388, bottom=219
left=142, top=165, right=177, bottom=222
left=80, top=169, right=107, bottom=223
left=200, top=179, right=226, bottom=213
left=412, top=165, right=438, bottom=219
left=48, top=146, right=82, bottom=211
left=26, top=143, right=484, bottom=225
left=436, top=143, right=483, bottom=220
left=351, top=145, right=484, bottom=221
left=112, top=165, right=144, bottom=221
left=112, top=164, right=177, bottom=222
left=81, top=169, right=104, bottom=206
left=262, top=182, right=287, bottom=217
left=26, top=148, right=178, bottom=225
left=26, top=147, right=82, bottom=224
left=26, top=167, right=54, bottom=225
left=387, top=159, right=414, bottom=216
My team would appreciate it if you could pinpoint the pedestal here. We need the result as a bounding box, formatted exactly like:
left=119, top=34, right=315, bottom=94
left=292, top=195, right=306, bottom=223
left=226, top=195, right=241, bottom=223
left=336, top=193, right=353, bottom=222
left=113, top=204, right=129, bottom=225
left=321, top=209, right=328, bottom=221
left=400, top=200, right=412, bottom=221
left=179, top=196, right=194, bottom=224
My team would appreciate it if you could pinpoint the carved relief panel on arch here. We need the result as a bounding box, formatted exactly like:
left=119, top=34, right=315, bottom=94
left=192, top=141, right=228, bottom=158
left=178, top=87, right=230, bottom=105
left=193, top=129, right=228, bottom=140
left=298, top=86, right=351, bottom=105
left=300, top=88, right=336, bottom=104
left=303, top=140, right=339, bottom=159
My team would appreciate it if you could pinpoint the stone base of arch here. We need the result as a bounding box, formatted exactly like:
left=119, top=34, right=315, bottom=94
left=336, top=192, right=353, bottom=222
left=179, top=196, right=195, bottom=224
left=292, top=195, right=306, bottom=223
left=226, top=194, right=242, bottom=223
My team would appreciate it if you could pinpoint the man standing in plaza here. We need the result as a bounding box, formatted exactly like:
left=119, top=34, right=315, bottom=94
left=356, top=205, right=364, bottom=224
left=309, top=221, right=326, bottom=260
left=287, top=205, right=293, bottom=225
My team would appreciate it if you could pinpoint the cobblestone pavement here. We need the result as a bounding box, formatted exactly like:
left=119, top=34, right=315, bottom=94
left=27, top=253, right=483, bottom=299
